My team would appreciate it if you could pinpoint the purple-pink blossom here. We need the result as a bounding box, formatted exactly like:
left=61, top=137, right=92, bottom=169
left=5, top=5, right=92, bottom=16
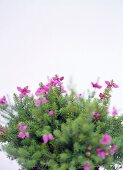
left=99, top=93, right=105, bottom=100
left=35, top=97, right=47, bottom=106
left=48, top=110, right=54, bottom=116
left=41, top=97, right=47, bottom=103
left=17, top=86, right=30, bottom=97
left=25, top=132, right=30, bottom=138
left=35, top=84, right=50, bottom=96
left=61, top=87, right=67, bottom=93
left=48, top=133, right=54, bottom=140
left=100, top=134, right=112, bottom=145
left=0, top=96, right=7, bottom=105
left=35, top=99, right=41, bottom=106
left=42, top=135, right=49, bottom=144
left=43, top=133, right=54, bottom=144
left=91, top=82, right=102, bottom=89
left=35, top=88, right=44, bottom=96
left=50, top=75, right=64, bottom=87
left=19, top=125, right=27, bottom=131
left=60, top=76, right=64, bottom=81
left=18, top=123, right=29, bottom=139
left=112, top=107, right=118, bottom=116
left=112, top=83, right=119, bottom=88
left=96, top=148, right=106, bottom=159
left=105, top=81, right=119, bottom=88
left=18, top=132, right=25, bottom=139
left=93, top=112, right=100, bottom=120
left=35, top=75, right=65, bottom=97
left=83, top=162, right=90, bottom=170
left=110, top=145, right=118, bottom=155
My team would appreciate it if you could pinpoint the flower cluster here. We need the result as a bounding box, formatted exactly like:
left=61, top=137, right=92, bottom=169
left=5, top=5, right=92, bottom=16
left=35, top=75, right=65, bottom=97
left=105, top=81, right=119, bottom=88
left=0, top=76, right=121, bottom=170
left=35, top=75, right=66, bottom=107
left=96, top=134, right=117, bottom=159
left=91, top=80, right=119, bottom=102
left=35, top=97, right=47, bottom=106
left=91, top=81, right=119, bottom=90
left=100, top=81, right=118, bottom=100
left=18, top=124, right=30, bottom=139
left=42, top=133, right=54, bottom=144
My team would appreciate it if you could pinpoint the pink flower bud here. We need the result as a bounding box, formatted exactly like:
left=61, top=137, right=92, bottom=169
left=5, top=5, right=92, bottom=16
left=0, top=96, right=7, bottom=105
left=48, top=133, right=54, bottom=140
left=41, top=97, right=47, bottom=103
left=42, top=135, right=49, bottom=144
left=48, top=110, right=54, bottom=116
left=60, top=76, right=64, bottom=81
left=18, top=132, right=25, bottom=139
left=25, top=132, right=30, bottom=138
left=19, top=125, right=27, bottom=131
left=84, top=162, right=90, bottom=170
left=35, top=99, right=41, bottom=106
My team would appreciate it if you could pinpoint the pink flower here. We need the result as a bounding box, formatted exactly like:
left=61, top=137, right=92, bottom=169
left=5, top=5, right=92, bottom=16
left=50, top=75, right=63, bottom=87
left=83, top=162, right=90, bottom=170
left=57, top=81, right=62, bottom=86
left=19, top=125, right=27, bottom=131
left=17, top=86, right=30, bottom=97
left=25, top=132, right=30, bottom=138
left=0, top=96, right=7, bottom=105
left=42, top=135, right=49, bottom=144
left=110, top=145, right=118, bottom=155
left=52, top=76, right=57, bottom=81
left=60, top=76, right=64, bottom=81
left=96, top=148, right=106, bottom=159
left=35, top=97, right=47, bottom=106
left=99, top=93, right=105, bottom=99
left=93, top=112, right=100, bottom=120
left=112, top=83, right=119, bottom=88
left=41, top=97, right=47, bottom=103
left=48, top=110, right=54, bottom=116
left=100, top=134, right=112, bottom=145
left=42, top=133, right=54, bottom=144
left=105, top=81, right=112, bottom=88
left=35, top=88, right=43, bottom=96
left=35, top=84, right=50, bottom=96
left=35, top=99, right=41, bottom=106
left=105, top=81, right=119, bottom=88
left=44, top=84, right=50, bottom=92
left=35, top=75, right=64, bottom=96
left=112, top=107, right=118, bottom=116
left=48, top=133, right=54, bottom=140
left=18, top=132, right=25, bottom=139
left=61, top=87, right=67, bottom=93
left=91, top=82, right=102, bottom=89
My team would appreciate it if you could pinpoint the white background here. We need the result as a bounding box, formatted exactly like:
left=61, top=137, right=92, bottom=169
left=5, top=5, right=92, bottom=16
left=0, top=0, right=123, bottom=169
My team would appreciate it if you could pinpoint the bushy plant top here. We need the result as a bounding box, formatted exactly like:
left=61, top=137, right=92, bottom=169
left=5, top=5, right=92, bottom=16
left=0, top=75, right=123, bottom=170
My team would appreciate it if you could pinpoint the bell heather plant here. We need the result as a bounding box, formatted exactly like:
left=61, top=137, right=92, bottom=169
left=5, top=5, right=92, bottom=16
left=0, top=75, right=123, bottom=170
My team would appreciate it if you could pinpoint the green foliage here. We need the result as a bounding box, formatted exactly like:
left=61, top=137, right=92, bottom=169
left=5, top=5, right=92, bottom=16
left=0, top=76, right=123, bottom=170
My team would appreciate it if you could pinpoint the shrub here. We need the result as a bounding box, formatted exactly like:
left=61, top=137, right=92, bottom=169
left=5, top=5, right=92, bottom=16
left=0, top=75, right=123, bottom=170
